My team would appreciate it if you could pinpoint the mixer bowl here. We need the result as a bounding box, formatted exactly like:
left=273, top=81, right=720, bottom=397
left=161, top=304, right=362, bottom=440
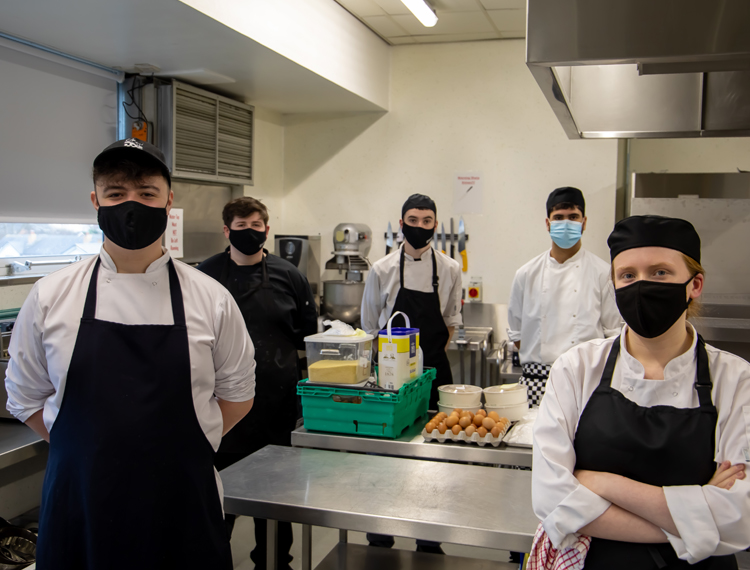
left=323, top=280, right=365, bottom=324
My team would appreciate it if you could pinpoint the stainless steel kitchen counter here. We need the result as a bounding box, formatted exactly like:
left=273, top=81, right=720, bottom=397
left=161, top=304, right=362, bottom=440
left=0, top=420, right=46, bottom=471
left=222, top=445, right=537, bottom=555
left=292, top=419, right=533, bottom=468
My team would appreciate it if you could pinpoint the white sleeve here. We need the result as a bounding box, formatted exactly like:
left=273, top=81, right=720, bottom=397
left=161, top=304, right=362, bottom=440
left=443, top=261, right=463, bottom=328
left=532, top=354, right=611, bottom=548
left=360, top=269, right=382, bottom=336
left=4, top=284, right=55, bottom=422
left=599, top=270, right=622, bottom=338
left=507, top=271, right=523, bottom=343
left=212, top=290, right=256, bottom=402
left=662, top=374, right=750, bottom=563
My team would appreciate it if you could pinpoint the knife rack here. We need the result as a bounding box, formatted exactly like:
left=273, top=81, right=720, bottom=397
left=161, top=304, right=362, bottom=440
left=383, top=233, right=469, bottom=241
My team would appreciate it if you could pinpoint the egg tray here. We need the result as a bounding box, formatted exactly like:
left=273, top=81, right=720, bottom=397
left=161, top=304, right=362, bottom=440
left=421, top=422, right=510, bottom=447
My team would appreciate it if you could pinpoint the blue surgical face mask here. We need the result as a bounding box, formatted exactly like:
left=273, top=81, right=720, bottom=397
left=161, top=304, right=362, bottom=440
left=549, top=220, right=583, bottom=249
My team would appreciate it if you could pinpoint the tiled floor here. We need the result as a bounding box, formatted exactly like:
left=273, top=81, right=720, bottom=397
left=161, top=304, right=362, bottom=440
left=230, top=519, right=750, bottom=570
left=229, top=518, right=515, bottom=569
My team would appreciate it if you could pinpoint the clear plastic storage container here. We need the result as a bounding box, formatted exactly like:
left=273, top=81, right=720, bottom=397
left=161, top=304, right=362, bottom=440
left=304, top=332, right=374, bottom=384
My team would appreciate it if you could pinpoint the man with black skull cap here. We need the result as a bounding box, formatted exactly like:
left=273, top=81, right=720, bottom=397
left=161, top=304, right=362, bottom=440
left=507, top=187, right=621, bottom=407
left=4, top=138, right=256, bottom=569
left=362, top=194, right=462, bottom=409
left=361, top=193, right=461, bottom=554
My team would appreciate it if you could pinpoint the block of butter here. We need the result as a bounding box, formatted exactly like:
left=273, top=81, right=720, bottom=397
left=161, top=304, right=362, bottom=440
left=308, top=360, right=364, bottom=384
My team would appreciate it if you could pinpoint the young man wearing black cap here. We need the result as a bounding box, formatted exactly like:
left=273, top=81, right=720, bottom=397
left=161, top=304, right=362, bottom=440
left=197, top=196, right=318, bottom=569
left=507, top=187, right=620, bottom=407
left=4, top=138, right=256, bottom=569
left=361, top=193, right=462, bottom=554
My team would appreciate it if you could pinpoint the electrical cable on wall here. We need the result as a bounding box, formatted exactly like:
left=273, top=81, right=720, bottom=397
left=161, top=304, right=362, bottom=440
left=122, top=75, right=154, bottom=142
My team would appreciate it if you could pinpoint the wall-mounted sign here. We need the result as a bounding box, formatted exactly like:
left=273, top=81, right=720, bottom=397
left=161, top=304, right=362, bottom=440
left=167, top=208, right=184, bottom=258
left=454, top=172, right=483, bottom=214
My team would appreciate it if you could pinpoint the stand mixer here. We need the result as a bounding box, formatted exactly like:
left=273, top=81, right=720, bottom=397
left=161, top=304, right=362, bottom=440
left=322, top=223, right=372, bottom=325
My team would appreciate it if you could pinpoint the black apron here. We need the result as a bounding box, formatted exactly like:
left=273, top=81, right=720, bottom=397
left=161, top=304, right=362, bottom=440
left=37, top=258, right=232, bottom=570
left=574, top=335, right=737, bottom=570
left=218, top=250, right=299, bottom=456
left=389, top=248, right=452, bottom=410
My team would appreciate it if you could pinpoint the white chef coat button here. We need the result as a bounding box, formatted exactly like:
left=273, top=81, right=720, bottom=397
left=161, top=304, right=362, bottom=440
left=574, top=289, right=577, bottom=293
left=106, top=278, right=111, bottom=284
left=629, top=386, right=634, bottom=392
left=573, top=314, right=577, bottom=318
left=672, top=392, right=678, bottom=397
left=152, top=282, right=157, bottom=286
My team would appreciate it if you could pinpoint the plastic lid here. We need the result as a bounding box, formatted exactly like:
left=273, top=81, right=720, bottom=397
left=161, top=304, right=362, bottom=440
left=378, top=327, right=419, bottom=336
left=304, top=331, right=374, bottom=343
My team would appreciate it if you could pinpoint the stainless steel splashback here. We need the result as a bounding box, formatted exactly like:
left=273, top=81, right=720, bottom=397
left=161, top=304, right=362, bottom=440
left=527, top=0, right=750, bottom=139
left=170, top=181, right=233, bottom=264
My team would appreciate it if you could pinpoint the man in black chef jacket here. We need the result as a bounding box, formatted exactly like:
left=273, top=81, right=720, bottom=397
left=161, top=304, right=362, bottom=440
left=198, top=196, right=318, bottom=569
left=4, top=139, right=257, bottom=570
left=360, top=193, right=462, bottom=554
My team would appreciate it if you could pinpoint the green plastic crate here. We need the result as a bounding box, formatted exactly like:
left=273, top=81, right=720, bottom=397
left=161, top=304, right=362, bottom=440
left=297, top=368, right=436, bottom=439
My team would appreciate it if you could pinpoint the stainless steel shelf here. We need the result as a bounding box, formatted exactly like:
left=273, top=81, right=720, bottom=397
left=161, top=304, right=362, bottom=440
left=0, top=420, right=46, bottom=470
left=315, top=543, right=519, bottom=570
left=222, top=446, right=537, bottom=554
left=292, top=420, right=532, bottom=468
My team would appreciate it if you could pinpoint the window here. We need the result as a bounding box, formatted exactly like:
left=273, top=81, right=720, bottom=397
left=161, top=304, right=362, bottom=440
left=1, top=223, right=102, bottom=278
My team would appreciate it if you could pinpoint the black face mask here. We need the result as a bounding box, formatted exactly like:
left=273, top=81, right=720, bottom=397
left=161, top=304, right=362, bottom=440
left=615, top=276, right=695, bottom=339
left=402, top=223, right=434, bottom=250
left=229, top=227, right=267, bottom=256
left=97, top=201, right=168, bottom=250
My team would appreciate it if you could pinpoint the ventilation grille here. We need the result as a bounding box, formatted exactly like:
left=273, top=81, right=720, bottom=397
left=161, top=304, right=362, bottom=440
left=165, top=81, right=254, bottom=184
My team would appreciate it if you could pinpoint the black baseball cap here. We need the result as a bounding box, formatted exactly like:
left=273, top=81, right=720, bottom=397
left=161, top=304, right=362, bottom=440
left=546, top=186, right=585, bottom=216
left=402, top=194, right=436, bottom=219
left=93, top=138, right=171, bottom=187
left=608, top=215, right=701, bottom=263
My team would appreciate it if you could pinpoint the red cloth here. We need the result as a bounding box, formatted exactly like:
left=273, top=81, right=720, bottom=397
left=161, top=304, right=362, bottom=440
left=526, top=522, right=591, bottom=570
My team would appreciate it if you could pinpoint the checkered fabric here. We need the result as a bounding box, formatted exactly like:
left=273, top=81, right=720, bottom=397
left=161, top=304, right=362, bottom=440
left=526, top=522, right=591, bottom=570
left=519, top=363, right=552, bottom=407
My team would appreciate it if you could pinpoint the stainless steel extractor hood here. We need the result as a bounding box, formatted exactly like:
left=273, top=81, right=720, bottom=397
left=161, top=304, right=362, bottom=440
left=526, top=0, right=750, bottom=139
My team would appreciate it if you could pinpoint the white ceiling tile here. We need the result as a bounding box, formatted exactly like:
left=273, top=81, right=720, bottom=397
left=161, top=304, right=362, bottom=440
left=411, top=31, right=500, bottom=42
left=479, top=0, right=524, bottom=8
left=336, top=0, right=386, bottom=17
left=392, top=10, right=494, bottom=35
left=431, top=0, right=483, bottom=12
left=372, top=0, right=411, bottom=15
left=363, top=15, right=409, bottom=37
left=486, top=9, right=525, bottom=31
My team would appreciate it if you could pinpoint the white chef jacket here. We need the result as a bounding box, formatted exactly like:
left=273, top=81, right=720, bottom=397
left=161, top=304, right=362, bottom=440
left=532, top=324, right=750, bottom=564
left=361, top=245, right=463, bottom=336
left=507, top=248, right=621, bottom=365
left=5, top=248, right=256, bottom=453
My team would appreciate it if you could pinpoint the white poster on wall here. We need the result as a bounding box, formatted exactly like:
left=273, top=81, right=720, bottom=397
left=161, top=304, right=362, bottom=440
left=167, top=208, right=184, bottom=258
left=454, top=172, right=483, bottom=214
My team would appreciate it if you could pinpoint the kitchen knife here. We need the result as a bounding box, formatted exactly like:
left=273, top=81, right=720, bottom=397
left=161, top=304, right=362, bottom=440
left=440, top=223, right=446, bottom=254
left=449, top=218, right=455, bottom=259
left=459, top=217, right=467, bottom=272
left=386, top=221, right=393, bottom=255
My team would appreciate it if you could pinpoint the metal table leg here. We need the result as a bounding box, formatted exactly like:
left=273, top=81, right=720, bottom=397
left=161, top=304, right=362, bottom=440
left=267, top=519, right=278, bottom=570
left=302, top=524, right=312, bottom=570
left=339, top=529, right=348, bottom=543
left=470, top=350, right=476, bottom=386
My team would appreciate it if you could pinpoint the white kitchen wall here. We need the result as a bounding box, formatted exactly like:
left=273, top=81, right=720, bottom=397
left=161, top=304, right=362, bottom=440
left=241, top=107, right=285, bottom=243
left=279, top=40, right=618, bottom=304
left=630, top=138, right=750, bottom=173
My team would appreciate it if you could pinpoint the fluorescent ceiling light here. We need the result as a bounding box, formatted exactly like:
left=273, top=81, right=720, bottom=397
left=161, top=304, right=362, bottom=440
left=400, top=0, right=438, bottom=27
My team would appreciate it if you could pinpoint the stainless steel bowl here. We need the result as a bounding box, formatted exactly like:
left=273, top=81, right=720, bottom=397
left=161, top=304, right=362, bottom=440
left=322, top=280, right=365, bottom=324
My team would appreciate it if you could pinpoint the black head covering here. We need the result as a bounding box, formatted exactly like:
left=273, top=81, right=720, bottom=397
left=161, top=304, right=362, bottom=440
left=607, top=215, right=701, bottom=263
left=402, top=194, right=436, bottom=219
left=94, top=138, right=172, bottom=187
left=546, top=187, right=585, bottom=216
